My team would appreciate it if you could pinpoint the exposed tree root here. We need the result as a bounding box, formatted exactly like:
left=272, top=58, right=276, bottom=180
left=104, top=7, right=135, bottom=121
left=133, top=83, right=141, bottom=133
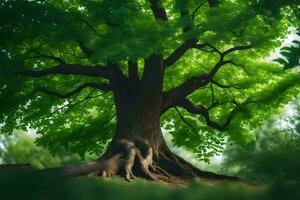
left=53, top=139, right=239, bottom=186
left=0, top=139, right=239, bottom=186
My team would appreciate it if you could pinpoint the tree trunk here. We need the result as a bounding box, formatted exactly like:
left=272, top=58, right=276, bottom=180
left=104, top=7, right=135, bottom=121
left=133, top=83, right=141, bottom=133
left=75, top=55, right=239, bottom=185
left=93, top=101, right=237, bottom=185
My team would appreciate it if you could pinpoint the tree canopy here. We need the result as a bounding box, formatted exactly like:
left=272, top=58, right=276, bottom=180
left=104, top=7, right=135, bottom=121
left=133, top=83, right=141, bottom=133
left=0, top=0, right=300, bottom=161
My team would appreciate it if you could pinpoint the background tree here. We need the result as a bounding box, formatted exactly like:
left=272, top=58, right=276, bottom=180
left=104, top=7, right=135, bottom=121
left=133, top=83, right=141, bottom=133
left=222, top=98, right=300, bottom=182
left=0, top=0, right=299, bottom=184
left=0, top=131, right=83, bottom=169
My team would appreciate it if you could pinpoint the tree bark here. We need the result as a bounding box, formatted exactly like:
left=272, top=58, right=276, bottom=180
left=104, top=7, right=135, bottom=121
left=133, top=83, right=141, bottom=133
left=71, top=55, right=239, bottom=185
left=95, top=105, right=238, bottom=184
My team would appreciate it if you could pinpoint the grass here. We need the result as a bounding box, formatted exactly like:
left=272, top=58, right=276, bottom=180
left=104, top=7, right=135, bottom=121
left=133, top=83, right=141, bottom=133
left=0, top=169, right=299, bottom=200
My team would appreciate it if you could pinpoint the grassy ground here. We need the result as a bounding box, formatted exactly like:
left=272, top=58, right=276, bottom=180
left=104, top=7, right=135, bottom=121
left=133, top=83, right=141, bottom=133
left=0, top=169, right=299, bottom=200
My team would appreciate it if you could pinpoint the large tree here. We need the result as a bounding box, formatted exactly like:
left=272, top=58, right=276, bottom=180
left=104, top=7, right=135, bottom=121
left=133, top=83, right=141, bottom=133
left=0, top=0, right=299, bottom=184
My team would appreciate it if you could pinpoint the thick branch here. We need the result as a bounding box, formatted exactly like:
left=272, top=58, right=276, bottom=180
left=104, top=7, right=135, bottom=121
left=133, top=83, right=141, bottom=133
left=162, top=44, right=252, bottom=110
left=128, top=60, right=139, bottom=85
left=32, top=82, right=112, bottom=99
left=149, top=0, right=168, bottom=21
left=22, top=63, right=113, bottom=79
left=164, top=0, right=234, bottom=71
left=162, top=59, right=231, bottom=111
left=164, top=4, right=203, bottom=69
left=164, top=39, right=198, bottom=69
left=177, top=99, right=236, bottom=131
left=141, top=54, right=164, bottom=93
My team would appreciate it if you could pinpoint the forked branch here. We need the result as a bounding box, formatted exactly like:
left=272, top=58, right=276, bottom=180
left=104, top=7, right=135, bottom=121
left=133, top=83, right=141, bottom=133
left=164, top=39, right=198, bottom=69
left=162, top=59, right=231, bottom=111
left=149, top=0, right=168, bottom=21
left=128, top=60, right=139, bottom=85
left=177, top=99, right=237, bottom=131
left=193, top=43, right=252, bottom=57
left=162, top=44, right=252, bottom=110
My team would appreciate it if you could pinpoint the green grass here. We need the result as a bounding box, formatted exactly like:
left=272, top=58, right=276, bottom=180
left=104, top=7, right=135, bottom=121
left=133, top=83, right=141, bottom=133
left=0, top=169, right=299, bottom=200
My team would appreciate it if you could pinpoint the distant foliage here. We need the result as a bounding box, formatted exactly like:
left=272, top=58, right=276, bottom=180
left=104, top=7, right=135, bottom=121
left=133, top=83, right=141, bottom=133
left=0, top=131, right=84, bottom=169
left=222, top=99, right=300, bottom=182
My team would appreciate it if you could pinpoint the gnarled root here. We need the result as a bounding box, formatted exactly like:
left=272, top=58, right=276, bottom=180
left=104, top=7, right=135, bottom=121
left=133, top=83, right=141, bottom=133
left=157, top=145, right=239, bottom=183
left=96, top=139, right=165, bottom=182
left=1, top=139, right=239, bottom=186
left=86, top=139, right=238, bottom=185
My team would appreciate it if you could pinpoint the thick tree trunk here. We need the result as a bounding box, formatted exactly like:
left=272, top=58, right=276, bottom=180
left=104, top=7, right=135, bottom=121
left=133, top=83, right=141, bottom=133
left=93, top=109, right=238, bottom=185
left=85, top=55, right=238, bottom=184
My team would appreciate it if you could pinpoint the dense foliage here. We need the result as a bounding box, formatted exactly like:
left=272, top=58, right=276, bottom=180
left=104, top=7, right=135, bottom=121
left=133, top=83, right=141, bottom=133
left=0, top=0, right=299, bottom=160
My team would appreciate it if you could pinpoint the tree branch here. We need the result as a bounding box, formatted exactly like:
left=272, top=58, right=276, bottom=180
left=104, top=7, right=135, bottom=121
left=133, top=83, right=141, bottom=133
left=128, top=60, right=139, bottom=85
left=21, top=63, right=113, bottom=80
left=175, top=106, right=197, bottom=131
left=53, top=91, right=109, bottom=113
left=222, top=45, right=252, bottom=57
left=193, top=43, right=222, bottom=55
left=164, top=2, right=206, bottom=69
left=177, top=98, right=236, bottom=131
left=192, top=0, right=207, bottom=20
left=207, top=99, right=238, bottom=111
left=193, top=43, right=252, bottom=57
left=78, top=18, right=99, bottom=35
left=162, top=60, right=231, bottom=110
left=149, top=0, right=168, bottom=21
left=162, top=44, right=252, bottom=110
left=164, top=39, right=198, bottom=68
left=211, top=80, right=244, bottom=89
left=212, top=80, right=231, bottom=88
left=141, top=54, right=164, bottom=93
left=25, top=49, right=65, bottom=64
left=32, top=82, right=112, bottom=99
